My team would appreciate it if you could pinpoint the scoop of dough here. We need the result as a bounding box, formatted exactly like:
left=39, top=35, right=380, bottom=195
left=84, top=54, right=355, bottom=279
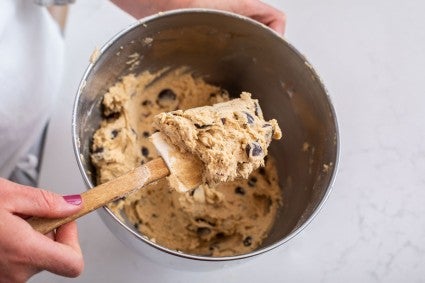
left=153, top=92, right=282, bottom=185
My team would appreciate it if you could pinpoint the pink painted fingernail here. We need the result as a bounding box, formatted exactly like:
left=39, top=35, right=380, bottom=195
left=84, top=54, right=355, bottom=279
left=63, top=194, right=82, bottom=206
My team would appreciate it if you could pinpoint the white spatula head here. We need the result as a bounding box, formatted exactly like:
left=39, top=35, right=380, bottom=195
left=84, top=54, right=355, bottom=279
left=150, top=132, right=203, bottom=192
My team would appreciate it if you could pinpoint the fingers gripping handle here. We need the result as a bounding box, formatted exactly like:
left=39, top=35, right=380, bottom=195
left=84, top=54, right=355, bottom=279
left=27, top=158, right=169, bottom=234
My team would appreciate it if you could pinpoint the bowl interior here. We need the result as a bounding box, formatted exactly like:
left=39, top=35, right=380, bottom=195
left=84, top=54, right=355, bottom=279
left=73, top=10, right=338, bottom=258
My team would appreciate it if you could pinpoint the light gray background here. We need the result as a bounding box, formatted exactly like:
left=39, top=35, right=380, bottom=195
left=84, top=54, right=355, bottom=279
left=31, top=0, right=425, bottom=282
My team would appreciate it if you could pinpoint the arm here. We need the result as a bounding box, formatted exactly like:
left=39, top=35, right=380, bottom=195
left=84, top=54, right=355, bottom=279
left=0, top=178, right=84, bottom=282
left=110, top=0, right=286, bottom=35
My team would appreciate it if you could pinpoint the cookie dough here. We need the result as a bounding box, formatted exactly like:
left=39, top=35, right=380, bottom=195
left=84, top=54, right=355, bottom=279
left=153, top=92, right=282, bottom=185
left=91, top=68, right=282, bottom=256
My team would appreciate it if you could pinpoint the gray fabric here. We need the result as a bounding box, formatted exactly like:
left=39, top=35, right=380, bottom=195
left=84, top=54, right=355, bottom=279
left=33, top=0, right=75, bottom=6
left=8, top=125, right=48, bottom=187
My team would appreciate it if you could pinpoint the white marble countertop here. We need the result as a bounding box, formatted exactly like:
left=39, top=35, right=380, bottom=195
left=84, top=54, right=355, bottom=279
left=31, top=0, right=425, bottom=282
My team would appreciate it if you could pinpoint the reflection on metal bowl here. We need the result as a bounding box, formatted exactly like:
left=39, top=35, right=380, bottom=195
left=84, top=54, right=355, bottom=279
left=72, top=9, right=339, bottom=269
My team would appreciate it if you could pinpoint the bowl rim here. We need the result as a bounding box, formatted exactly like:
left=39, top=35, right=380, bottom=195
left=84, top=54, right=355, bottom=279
left=71, top=8, right=340, bottom=262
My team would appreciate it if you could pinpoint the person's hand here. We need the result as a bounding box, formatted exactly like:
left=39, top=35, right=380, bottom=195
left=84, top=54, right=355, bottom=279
left=0, top=178, right=84, bottom=282
left=111, top=0, right=286, bottom=35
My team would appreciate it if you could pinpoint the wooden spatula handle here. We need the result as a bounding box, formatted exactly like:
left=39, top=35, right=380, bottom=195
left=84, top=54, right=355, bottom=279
left=27, top=157, right=169, bottom=234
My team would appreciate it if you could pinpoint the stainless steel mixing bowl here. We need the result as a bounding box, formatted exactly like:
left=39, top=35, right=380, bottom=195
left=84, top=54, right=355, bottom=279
left=72, top=9, right=339, bottom=268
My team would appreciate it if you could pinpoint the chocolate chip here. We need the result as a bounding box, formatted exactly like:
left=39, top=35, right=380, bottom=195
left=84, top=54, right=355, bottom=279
left=158, top=89, right=176, bottom=100
left=111, top=130, right=118, bottom=139
left=221, top=118, right=226, bottom=125
left=143, top=131, right=150, bottom=138
left=197, top=227, right=211, bottom=237
left=259, top=167, right=266, bottom=175
left=235, top=186, right=246, bottom=195
left=252, top=143, right=262, bottom=156
left=244, top=112, right=254, bottom=124
left=248, top=177, right=257, bottom=187
left=93, top=147, right=104, bottom=153
left=246, top=142, right=263, bottom=157
left=216, top=232, right=225, bottom=239
left=254, top=101, right=261, bottom=117
left=157, top=89, right=177, bottom=107
left=194, top=123, right=210, bottom=129
left=245, top=144, right=251, bottom=157
left=134, top=223, right=139, bottom=229
left=243, top=236, right=252, bottom=247
left=104, top=112, right=120, bottom=121
left=101, top=102, right=120, bottom=119
left=141, top=146, right=149, bottom=157
left=141, top=99, right=152, bottom=106
left=151, top=213, right=158, bottom=218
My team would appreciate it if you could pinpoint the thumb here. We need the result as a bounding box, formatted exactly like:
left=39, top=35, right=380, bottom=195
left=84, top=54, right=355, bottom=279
left=0, top=178, right=82, bottom=218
